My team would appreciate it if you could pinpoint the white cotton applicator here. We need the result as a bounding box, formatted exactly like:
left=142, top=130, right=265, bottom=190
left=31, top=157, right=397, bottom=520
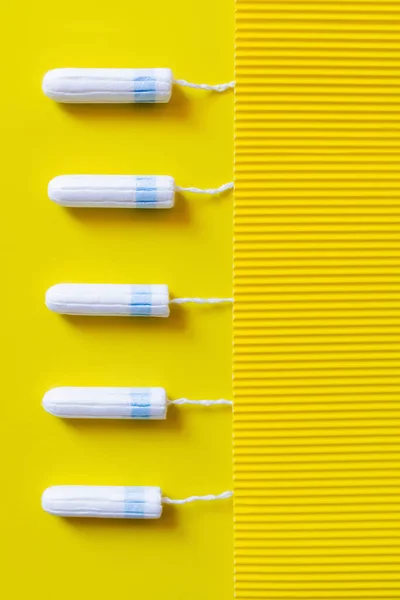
left=43, top=387, right=169, bottom=419
left=45, top=284, right=233, bottom=318
left=42, top=68, right=234, bottom=104
left=42, top=486, right=164, bottom=519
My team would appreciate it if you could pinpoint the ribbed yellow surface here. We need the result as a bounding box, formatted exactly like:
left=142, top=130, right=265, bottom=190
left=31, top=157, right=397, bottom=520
left=233, top=2, right=400, bottom=598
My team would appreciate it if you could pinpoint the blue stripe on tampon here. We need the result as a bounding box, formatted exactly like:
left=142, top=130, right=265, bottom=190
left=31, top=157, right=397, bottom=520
left=133, top=76, right=156, bottom=103
left=130, top=284, right=152, bottom=316
left=135, top=193, right=158, bottom=203
left=132, top=284, right=152, bottom=293
left=135, top=176, right=157, bottom=205
left=130, top=407, right=151, bottom=418
left=124, top=486, right=145, bottom=517
left=131, top=293, right=152, bottom=305
left=129, top=305, right=152, bottom=316
left=130, top=389, right=151, bottom=418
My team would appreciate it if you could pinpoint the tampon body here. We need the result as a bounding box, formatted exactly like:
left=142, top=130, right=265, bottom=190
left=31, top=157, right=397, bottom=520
left=43, top=387, right=167, bottom=419
left=48, top=175, right=175, bottom=209
left=43, top=68, right=173, bottom=103
left=42, top=486, right=163, bottom=519
left=45, top=284, right=170, bottom=317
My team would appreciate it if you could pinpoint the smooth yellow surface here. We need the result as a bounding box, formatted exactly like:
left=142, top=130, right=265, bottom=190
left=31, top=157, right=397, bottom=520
left=234, top=1, right=400, bottom=599
left=1, top=3, right=233, bottom=599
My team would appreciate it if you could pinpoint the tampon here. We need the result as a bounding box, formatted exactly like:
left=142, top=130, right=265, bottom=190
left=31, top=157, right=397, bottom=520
left=42, top=486, right=233, bottom=519
left=43, top=387, right=168, bottom=419
left=45, top=284, right=233, bottom=317
left=42, top=386, right=232, bottom=419
left=49, top=175, right=175, bottom=208
left=45, top=284, right=170, bottom=317
left=42, top=68, right=234, bottom=103
left=48, top=175, right=233, bottom=208
left=42, top=486, right=163, bottom=519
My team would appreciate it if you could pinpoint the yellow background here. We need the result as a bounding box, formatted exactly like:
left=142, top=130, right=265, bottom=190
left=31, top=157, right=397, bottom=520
left=2, top=2, right=233, bottom=599
left=234, top=1, right=400, bottom=598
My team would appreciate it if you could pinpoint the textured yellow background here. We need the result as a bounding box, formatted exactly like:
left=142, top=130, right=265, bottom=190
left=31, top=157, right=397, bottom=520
left=1, top=2, right=233, bottom=599
left=234, top=1, right=400, bottom=599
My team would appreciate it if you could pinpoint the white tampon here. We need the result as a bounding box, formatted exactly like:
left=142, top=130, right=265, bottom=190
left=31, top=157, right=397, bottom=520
left=48, top=175, right=233, bottom=209
left=42, top=68, right=234, bottom=103
left=43, top=387, right=168, bottom=419
left=45, top=284, right=170, bottom=317
left=49, top=175, right=175, bottom=209
left=42, top=386, right=232, bottom=419
left=42, top=486, right=233, bottom=519
left=42, top=486, right=163, bottom=519
left=45, top=284, right=233, bottom=317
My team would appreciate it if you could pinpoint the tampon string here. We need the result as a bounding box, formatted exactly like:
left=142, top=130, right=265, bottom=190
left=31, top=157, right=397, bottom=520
left=168, top=398, right=232, bottom=406
left=170, top=298, right=233, bottom=305
left=174, top=79, right=235, bottom=93
left=162, top=491, right=233, bottom=505
left=175, top=181, right=234, bottom=195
